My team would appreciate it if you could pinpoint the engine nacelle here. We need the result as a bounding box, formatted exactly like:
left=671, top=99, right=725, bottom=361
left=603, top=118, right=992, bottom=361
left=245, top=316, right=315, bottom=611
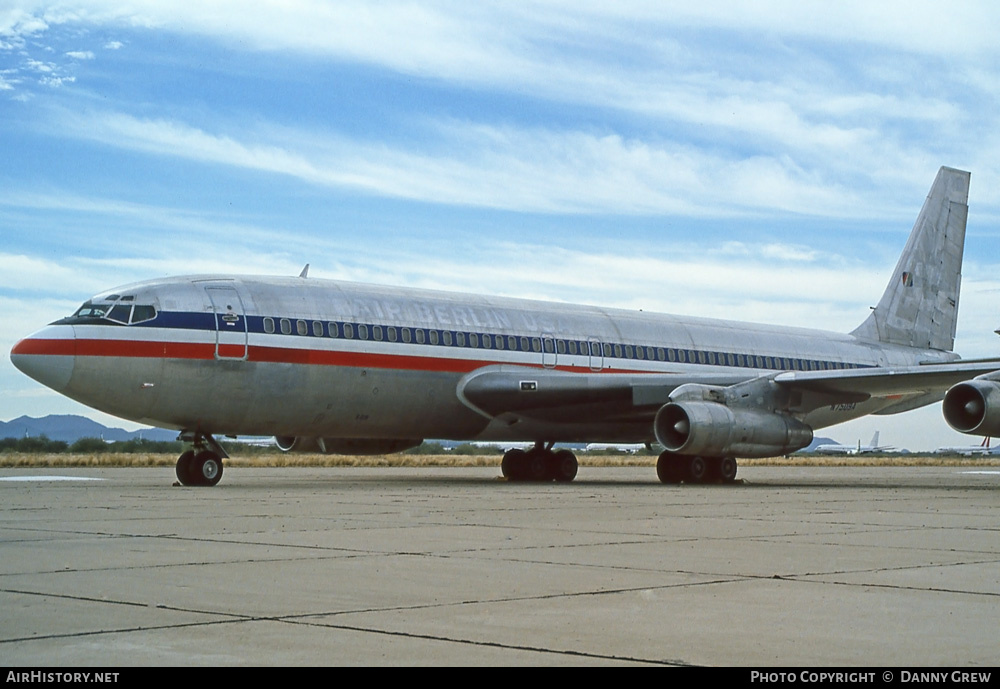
left=654, top=401, right=813, bottom=458
left=275, top=436, right=423, bottom=455
left=275, top=436, right=321, bottom=453
left=943, top=380, right=1000, bottom=436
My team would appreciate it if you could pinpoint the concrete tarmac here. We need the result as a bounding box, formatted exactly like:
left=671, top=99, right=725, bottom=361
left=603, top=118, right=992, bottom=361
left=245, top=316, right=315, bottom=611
left=1, top=465, right=998, bottom=666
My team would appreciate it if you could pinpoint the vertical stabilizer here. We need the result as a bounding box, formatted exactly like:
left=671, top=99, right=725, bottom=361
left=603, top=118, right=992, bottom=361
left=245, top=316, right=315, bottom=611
left=851, top=167, right=970, bottom=351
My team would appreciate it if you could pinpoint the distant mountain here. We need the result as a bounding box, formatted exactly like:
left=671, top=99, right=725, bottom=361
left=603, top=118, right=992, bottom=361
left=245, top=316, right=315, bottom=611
left=0, top=415, right=176, bottom=443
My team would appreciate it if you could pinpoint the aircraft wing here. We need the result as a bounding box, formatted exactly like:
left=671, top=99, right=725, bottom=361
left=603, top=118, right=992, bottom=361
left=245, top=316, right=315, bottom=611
left=457, top=360, right=1000, bottom=427
left=457, top=365, right=746, bottom=424
left=772, top=359, right=1000, bottom=397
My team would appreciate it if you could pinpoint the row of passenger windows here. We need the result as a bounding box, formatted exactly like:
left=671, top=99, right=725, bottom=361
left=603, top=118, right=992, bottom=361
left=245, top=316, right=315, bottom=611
left=260, top=316, right=861, bottom=371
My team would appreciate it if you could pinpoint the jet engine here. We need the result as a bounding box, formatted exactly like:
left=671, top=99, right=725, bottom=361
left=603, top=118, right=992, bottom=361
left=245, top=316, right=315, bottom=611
left=942, top=379, right=1000, bottom=436
left=275, top=436, right=423, bottom=455
left=654, top=401, right=813, bottom=458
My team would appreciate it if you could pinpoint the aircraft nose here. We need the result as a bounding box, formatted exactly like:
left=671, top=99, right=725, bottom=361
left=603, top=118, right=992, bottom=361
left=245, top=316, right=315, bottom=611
left=10, top=325, right=76, bottom=393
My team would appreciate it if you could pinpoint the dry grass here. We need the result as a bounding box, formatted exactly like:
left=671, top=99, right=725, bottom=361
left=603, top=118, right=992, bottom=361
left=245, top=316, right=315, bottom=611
left=1, top=452, right=999, bottom=468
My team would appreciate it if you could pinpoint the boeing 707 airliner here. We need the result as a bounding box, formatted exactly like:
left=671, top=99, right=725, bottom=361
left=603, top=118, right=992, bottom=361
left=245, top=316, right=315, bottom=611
left=12, top=167, right=1000, bottom=486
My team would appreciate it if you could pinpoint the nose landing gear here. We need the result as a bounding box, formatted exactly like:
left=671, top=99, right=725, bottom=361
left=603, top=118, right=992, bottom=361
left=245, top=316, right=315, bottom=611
left=175, top=432, right=227, bottom=487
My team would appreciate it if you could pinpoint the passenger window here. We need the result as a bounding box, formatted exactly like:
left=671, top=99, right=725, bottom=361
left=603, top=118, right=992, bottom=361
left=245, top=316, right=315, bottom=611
left=388, top=327, right=398, bottom=342
left=443, top=331, right=453, bottom=346
left=280, top=319, right=291, bottom=335
left=415, top=329, right=425, bottom=344
left=358, top=324, right=369, bottom=340
left=373, top=325, right=383, bottom=341
left=312, top=321, right=323, bottom=337
left=402, top=328, right=412, bottom=343
left=296, top=320, right=308, bottom=336
left=456, top=332, right=465, bottom=347
left=429, top=331, right=440, bottom=345
left=344, top=323, right=354, bottom=339
left=264, top=317, right=275, bottom=334
left=328, top=322, right=339, bottom=337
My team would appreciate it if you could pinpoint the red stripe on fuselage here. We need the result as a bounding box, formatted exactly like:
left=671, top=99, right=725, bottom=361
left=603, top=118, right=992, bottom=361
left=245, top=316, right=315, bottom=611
left=18, top=337, right=553, bottom=374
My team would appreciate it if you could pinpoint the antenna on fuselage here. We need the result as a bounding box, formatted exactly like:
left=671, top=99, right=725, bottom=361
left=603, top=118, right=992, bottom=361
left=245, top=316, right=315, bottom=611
left=299, top=264, right=310, bottom=278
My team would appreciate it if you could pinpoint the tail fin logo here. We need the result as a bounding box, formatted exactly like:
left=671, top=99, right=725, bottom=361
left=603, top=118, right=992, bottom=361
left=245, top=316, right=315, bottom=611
left=901, top=271, right=913, bottom=287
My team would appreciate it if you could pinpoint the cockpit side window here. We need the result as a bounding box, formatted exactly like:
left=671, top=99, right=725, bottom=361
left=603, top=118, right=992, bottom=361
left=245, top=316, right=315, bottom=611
left=107, top=304, right=132, bottom=324
left=130, top=305, right=156, bottom=324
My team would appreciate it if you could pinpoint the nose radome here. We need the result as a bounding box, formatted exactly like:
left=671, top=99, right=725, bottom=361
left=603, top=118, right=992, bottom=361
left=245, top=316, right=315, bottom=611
left=10, top=325, right=76, bottom=393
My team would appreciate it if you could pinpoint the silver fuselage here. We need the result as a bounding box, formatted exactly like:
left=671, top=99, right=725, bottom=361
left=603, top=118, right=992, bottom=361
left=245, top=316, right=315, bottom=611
left=12, top=275, right=956, bottom=444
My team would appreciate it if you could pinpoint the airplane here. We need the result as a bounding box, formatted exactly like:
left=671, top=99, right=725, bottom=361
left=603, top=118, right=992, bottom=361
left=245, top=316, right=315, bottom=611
left=814, top=431, right=894, bottom=455
left=12, top=166, right=1000, bottom=488
left=935, top=436, right=999, bottom=456
left=584, top=443, right=649, bottom=454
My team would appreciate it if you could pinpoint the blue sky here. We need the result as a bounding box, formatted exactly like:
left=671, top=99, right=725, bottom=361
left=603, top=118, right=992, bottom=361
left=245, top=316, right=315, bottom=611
left=3, top=2, right=1000, bottom=449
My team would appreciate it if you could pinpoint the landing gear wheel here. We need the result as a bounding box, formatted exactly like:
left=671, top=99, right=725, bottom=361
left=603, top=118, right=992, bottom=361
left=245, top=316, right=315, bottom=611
left=656, top=451, right=684, bottom=484
left=176, top=450, right=196, bottom=486
left=192, top=451, right=224, bottom=487
left=716, top=457, right=738, bottom=483
left=686, top=456, right=709, bottom=484
left=525, top=449, right=549, bottom=482
left=551, top=450, right=578, bottom=482
left=501, top=449, right=527, bottom=481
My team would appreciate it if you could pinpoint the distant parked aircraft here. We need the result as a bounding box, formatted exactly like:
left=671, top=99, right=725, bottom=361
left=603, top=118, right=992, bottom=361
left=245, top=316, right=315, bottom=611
left=814, top=431, right=894, bottom=455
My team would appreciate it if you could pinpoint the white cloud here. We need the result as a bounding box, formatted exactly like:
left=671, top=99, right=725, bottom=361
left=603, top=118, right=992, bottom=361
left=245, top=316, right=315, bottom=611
left=64, top=50, right=93, bottom=59
left=56, top=109, right=899, bottom=219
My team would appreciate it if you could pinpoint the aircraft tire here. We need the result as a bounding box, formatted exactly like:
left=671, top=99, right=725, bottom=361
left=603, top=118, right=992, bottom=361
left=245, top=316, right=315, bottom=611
left=686, top=456, right=709, bottom=484
left=176, top=450, right=196, bottom=486
left=192, top=451, right=224, bottom=487
left=525, top=449, right=549, bottom=482
left=717, top=457, right=738, bottom=483
left=501, top=449, right=527, bottom=481
left=656, top=451, right=684, bottom=484
left=551, top=450, right=578, bottom=482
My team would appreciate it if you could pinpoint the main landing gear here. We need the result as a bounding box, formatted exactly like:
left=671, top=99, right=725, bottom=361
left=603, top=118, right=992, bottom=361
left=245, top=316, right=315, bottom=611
left=501, top=443, right=578, bottom=482
left=175, top=432, right=227, bottom=487
left=656, top=450, right=738, bottom=485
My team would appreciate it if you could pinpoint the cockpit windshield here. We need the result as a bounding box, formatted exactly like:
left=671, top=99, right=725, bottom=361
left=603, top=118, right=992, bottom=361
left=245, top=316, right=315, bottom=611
left=68, top=298, right=157, bottom=325
left=73, top=302, right=111, bottom=318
